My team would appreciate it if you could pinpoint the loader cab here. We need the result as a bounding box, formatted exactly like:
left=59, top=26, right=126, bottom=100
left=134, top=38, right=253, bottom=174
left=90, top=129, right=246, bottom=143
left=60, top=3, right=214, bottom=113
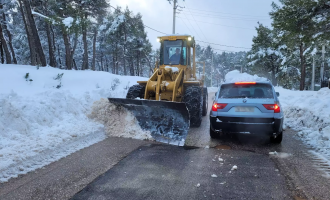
left=158, top=35, right=194, bottom=68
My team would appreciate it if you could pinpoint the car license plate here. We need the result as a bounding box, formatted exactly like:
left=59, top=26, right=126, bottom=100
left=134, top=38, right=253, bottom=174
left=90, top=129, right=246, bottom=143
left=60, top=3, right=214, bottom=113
left=235, top=107, right=254, bottom=112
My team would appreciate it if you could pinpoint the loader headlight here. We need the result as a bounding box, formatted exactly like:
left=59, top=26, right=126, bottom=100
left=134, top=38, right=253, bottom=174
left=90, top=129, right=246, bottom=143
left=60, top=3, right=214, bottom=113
left=188, top=37, right=192, bottom=41
left=157, top=38, right=160, bottom=42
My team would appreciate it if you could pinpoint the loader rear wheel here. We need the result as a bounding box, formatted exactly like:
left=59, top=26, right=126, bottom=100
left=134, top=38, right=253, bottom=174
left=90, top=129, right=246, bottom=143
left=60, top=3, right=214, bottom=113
left=183, top=86, right=202, bottom=127
left=126, top=84, right=145, bottom=99
left=202, top=87, right=208, bottom=116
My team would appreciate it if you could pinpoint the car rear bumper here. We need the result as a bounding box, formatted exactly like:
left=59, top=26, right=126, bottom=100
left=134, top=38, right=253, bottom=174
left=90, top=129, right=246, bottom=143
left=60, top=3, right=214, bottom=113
left=210, top=116, right=283, bottom=135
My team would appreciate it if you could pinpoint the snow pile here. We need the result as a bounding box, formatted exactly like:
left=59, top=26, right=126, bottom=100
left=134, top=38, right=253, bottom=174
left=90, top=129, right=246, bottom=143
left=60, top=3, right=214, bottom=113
left=88, top=98, right=153, bottom=140
left=0, top=64, right=147, bottom=182
left=224, top=70, right=268, bottom=83
left=165, top=66, right=179, bottom=72
left=207, top=87, right=218, bottom=93
left=275, top=87, right=330, bottom=158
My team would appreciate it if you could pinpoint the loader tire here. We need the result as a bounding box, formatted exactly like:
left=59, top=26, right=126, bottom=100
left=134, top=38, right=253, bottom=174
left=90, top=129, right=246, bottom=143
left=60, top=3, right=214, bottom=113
left=183, top=86, right=202, bottom=127
left=202, top=87, right=208, bottom=116
left=126, top=84, right=145, bottom=99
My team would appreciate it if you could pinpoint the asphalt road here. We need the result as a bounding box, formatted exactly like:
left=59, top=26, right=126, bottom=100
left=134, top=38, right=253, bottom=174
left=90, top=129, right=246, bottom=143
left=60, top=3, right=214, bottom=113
left=1, top=92, right=330, bottom=199
left=72, top=93, right=330, bottom=200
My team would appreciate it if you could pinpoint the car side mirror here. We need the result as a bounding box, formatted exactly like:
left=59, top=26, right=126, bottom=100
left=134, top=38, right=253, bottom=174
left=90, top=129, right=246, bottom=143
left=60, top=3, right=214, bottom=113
left=276, top=92, right=280, bottom=97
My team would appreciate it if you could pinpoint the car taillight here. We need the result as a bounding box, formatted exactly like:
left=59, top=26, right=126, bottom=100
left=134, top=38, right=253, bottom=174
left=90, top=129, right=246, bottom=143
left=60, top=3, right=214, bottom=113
left=263, top=104, right=280, bottom=113
left=212, top=103, right=228, bottom=111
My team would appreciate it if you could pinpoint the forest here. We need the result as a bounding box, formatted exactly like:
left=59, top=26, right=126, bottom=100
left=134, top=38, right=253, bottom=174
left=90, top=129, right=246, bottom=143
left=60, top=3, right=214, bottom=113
left=0, top=0, right=329, bottom=90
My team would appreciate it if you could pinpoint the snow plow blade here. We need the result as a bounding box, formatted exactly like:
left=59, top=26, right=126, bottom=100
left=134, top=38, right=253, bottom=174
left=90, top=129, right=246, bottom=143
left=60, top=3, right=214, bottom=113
left=108, top=98, right=190, bottom=146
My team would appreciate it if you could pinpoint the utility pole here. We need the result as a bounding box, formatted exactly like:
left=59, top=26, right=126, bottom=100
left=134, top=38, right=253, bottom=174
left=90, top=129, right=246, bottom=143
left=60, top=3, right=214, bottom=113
left=172, top=0, right=177, bottom=34
left=312, top=56, right=315, bottom=91
left=321, top=45, right=325, bottom=86
left=211, top=53, right=213, bottom=87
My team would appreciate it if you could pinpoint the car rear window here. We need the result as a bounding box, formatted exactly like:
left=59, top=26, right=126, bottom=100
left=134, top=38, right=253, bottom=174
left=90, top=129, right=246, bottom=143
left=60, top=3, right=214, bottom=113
left=219, top=83, right=274, bottom=99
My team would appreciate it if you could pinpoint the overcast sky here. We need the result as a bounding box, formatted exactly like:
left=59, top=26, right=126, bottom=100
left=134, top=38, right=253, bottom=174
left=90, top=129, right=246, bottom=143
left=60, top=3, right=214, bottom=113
left=109, top=0, right=280, bottom=53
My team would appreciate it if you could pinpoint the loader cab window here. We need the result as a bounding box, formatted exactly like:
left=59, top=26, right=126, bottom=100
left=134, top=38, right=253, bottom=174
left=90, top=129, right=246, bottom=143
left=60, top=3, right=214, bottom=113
left=162, top=40, right=187, bottom=65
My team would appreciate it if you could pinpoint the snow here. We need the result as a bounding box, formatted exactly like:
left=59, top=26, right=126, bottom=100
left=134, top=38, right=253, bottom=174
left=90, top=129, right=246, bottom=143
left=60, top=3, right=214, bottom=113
left=165, top=66, right=179, bottom=72
left=0, top=64, right=147, bottom=182
left=211, top=174, right=217, bottom=177
left=208, top=87, right=218, bottom=93
left=62, top=17, right=74, bottom=28
left=276, top=86, right=330, bottom=160
left=224, top=70, right=268, bottom=83
left=231, top=165, right=238, bottom=170
left=32, top=10, right=50, bottom=20
left=108, top=15, right=125, bottom=33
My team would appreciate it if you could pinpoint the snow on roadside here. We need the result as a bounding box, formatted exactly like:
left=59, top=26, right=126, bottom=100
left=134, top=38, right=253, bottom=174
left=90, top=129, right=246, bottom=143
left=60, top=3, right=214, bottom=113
left=275, top=87, right=330, bottom=158
left=0, top=64, right=147, bottom=182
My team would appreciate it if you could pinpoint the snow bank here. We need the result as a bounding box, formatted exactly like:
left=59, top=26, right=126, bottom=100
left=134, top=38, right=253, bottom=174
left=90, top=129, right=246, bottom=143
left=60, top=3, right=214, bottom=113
left=0, top=64, right=147, bottom=182
left=224, top=70, right=268, bottom=83
left=275, top=87, right=330, bottom=158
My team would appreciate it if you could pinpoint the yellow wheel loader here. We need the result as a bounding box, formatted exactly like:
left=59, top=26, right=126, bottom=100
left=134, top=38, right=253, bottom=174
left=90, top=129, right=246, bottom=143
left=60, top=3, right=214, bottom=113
left=109, top=35, right=208, bottom=145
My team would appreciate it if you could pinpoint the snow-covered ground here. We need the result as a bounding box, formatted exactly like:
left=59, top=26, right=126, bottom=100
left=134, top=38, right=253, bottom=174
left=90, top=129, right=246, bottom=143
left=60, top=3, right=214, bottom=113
left=276, top=87, right=330, bottom=159
left=0, top=64, right=147, bottom=182
left=224, top=70, right=330, bottom=161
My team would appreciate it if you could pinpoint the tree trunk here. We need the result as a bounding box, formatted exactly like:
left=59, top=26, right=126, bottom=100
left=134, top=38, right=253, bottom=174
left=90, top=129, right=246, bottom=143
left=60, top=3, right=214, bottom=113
left=92, top=27, right=97, bottom=71
left=112, top=53, right=115, bottom=74
left=82, top=13, right=88, bottom=70
left=299, top=43, right=306, bottom=91
left=50, top=25, right=57, bottom=67
left=57, top=44, right=62, bottom=69
left=22, top=0, right=46, bottom=66
left=0, top=42, right=3, bottom=64
left=123, top=21, right=127, bottom=75
left=43, top=0, right=55, bottom=67
left=69, top=31, right=78, bottom=70
left=0, top=24, right=11, bottom=63
left=46, top=22, right=55, bottom=67
left=62, top=31, right=72, bottom=69
left=18, top=0, right=36, bottom=65
left=1, top=13, right=16, bottom=64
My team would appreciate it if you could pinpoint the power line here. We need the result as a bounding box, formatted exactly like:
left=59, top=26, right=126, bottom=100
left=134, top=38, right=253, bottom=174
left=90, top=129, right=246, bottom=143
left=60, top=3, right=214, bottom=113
left=181, top=10, right=270, bottom=20
left=109, top=5, right=169, bottom=35
left=180, top=12, right=270, bottom=22
left=109, top=4, right=249, bottom=52
left=144, top=25, right=168, bottom=35
left=176, top=16, right=255, bottom=30
left=181, top=12, right=204, bottom=40
left=196, top=40, right=251, bottom=50
left=184, top=2, right=209, bottom=41
left=184, top=7, right=269, bottom=18
left=199, top=46, right=244, bottom=53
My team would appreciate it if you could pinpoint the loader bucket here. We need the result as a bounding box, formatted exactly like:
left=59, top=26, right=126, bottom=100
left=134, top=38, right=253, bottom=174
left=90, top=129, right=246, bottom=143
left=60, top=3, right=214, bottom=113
left=108, top=98, right=190, bottom=146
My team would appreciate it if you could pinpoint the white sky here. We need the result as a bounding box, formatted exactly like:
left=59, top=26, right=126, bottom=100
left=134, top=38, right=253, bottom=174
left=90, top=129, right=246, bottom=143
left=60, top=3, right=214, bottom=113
left=109, top=0, right=280, bottom=53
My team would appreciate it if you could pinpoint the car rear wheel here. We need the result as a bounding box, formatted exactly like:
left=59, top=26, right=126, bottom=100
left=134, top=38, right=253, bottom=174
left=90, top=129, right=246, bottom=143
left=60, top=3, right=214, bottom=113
left=210, top=126, right=218, bottom=139
left=270, top=132, right=283, bottom=144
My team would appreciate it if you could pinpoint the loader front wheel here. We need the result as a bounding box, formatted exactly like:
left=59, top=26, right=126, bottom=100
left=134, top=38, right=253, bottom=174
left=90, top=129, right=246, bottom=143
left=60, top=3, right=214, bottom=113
left=183, top=86, right=202, bottom=127
left=202, top=87, right=208, bottom=116
left=126, top=84, right=145, bottom=99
